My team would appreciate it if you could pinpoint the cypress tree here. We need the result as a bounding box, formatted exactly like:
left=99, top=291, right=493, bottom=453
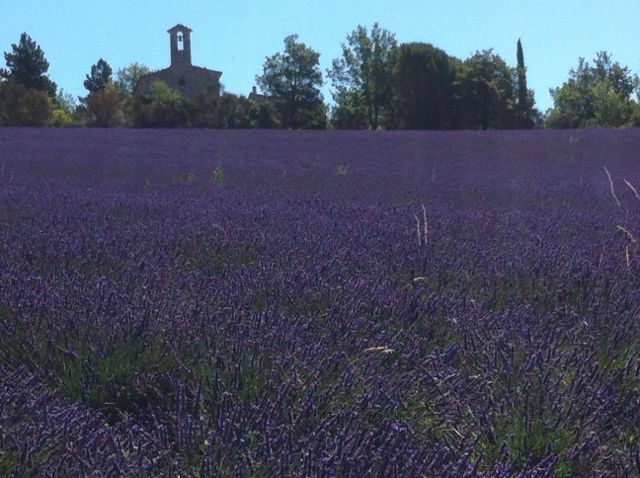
left=516, top=38, right=530, bottom=126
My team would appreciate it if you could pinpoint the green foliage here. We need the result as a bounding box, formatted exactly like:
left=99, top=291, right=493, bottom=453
left=329, top=94, right=368, bottom=130
left=453, top=50, right=517, bottom=130
left=256, top=101, right=280, bottom=128
left=329, top=23, right=397, bottom=129
left=83, top=58, right=113, bottom=94
left=211, top=165, right=225, bottom=184
left=178, top=171, right=198, bottom=184
left=0, top=450, right=20, bottom=477
left=592, top=51, right=637, bottom=96
left=197, top=94, right=236, bottom=128
left=1, top=32, right=56, bottom=96
left=0, top=81, right=51, bottom=126
left=256, top=34, right=326, bottom=128
left=516, top=39, right=532, bottom=127
left=131, top=81, right=193, bottom=128
left=483, top=400, right=576, bottom=472
left=376, top=41, right=532, bottom=130
left=178, top=241, right=258, bottom=274
left=129, top=82, right=279, bottom=130
left=391, top=42, right=456, bottom=129
left=630, top=103, right=640, bottom=127
left=592, top=79, right=634, bottom=128
left=546, top=80, right=592, bottom=129
left=192, top=93, right=264, bottom=128
left=50, top=90, right=83, bottom=127
left=85, top=82, right=124, bottom=127
left=61, top=339, right=168, bottom=424
left=7, top=329, right=171, bottom=425
left=115, top=62, right=150, bottom=95
left=112, top=63, right=151, bottom=126
left=547, top=52, right=639, bottom=128
left=336, top=165, right=349, bottom=176
left=50, top=107, right=75, bottom=128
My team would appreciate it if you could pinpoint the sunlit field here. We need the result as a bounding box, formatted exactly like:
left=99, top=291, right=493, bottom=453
left=2, top=128, right=640, bottom=476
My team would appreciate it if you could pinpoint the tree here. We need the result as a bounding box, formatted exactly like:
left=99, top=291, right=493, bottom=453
left=191, top=93, right=254, bottom=128
left=1, top=32, right=56, bottom=95
left=515, top=39, right=532, bottom=127
left=115, top=63, right=151, bottom=95
left=86, top=82, right=124, bottom=127
left=391, top=42, right=456, bottom=129
left=453, top=50, right=516, bottom=130
left=256, top=34, right=326, bottom=128
left=112, top=63, right=151, bottom=126
left=84, top=58, right=113, bottom=94
left=256, top=102, right=280, bottom=128
left=592, top=79, right=634, bottom=127
left=131, top=81, right=193, bottom=128
left=191, top=93, right=280, bottom=129
left=50, top=90, right=83, bottom=127
left=547, top=52, right=638, bottom=128
left=0, top=82, right=51, bottom=126
left=329, top=23, right=397, bottom=129
left=592, top=51, right=636, bottom=97
left=546, top=58, right=594, bottom=128
left=80, top=59, right=122, bottom=127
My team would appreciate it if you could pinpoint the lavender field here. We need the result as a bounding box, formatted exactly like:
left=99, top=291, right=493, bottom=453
left=2, top=128, right=640, bottom=477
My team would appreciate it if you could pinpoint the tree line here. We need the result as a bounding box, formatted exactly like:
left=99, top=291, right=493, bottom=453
left=1, top=27, right=640, bottom=129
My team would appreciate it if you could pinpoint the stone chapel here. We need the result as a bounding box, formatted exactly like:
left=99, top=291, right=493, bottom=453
left=135, top=24, right=222, bottom=99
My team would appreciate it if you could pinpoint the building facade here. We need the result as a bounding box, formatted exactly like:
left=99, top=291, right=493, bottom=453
left=135, top=25, right=222, bottom=99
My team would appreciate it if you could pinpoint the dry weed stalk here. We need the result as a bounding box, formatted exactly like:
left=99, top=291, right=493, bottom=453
left=604, top=166, right=621, bottom=208
left=413, top=204, right=428, bottom=248
left=624, top=179, right=640, bottom=201
left=412, top=204, right=429, bottom=276
left=616, top=225, right=636, bottom=243
left=606, top=168, right=640, bottom=267
left=363, top=346, right=395, bottom=354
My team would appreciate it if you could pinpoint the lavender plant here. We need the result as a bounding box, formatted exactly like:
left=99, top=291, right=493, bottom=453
left=1, top=128, right=640, bottom=476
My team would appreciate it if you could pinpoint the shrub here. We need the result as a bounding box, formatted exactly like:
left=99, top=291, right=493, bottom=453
left=0, top=81, right=51, bottom=126
left=192, top=93, right=278, bottom=129
left=85, top=83, right=125, bottom=127
left=131, top=81, right=193, bottom=128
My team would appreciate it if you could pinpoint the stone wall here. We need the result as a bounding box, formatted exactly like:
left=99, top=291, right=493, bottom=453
left=135, top=65, right=222, bottom=99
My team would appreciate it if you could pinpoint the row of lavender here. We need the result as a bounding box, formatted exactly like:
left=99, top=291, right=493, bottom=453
left=1, top=128, right=640, bottom=476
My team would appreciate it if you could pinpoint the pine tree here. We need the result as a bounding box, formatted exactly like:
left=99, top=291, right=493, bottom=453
left=1, top=32, right=56, bottom=95
left=84, top=58, right=113, bottom=94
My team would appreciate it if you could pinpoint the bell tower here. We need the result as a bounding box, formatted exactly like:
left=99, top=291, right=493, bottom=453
left=168, top=24, right=192, bottom=68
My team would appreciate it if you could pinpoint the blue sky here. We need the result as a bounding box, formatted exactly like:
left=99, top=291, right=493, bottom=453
left=1, top=0, right=639, bottom=112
